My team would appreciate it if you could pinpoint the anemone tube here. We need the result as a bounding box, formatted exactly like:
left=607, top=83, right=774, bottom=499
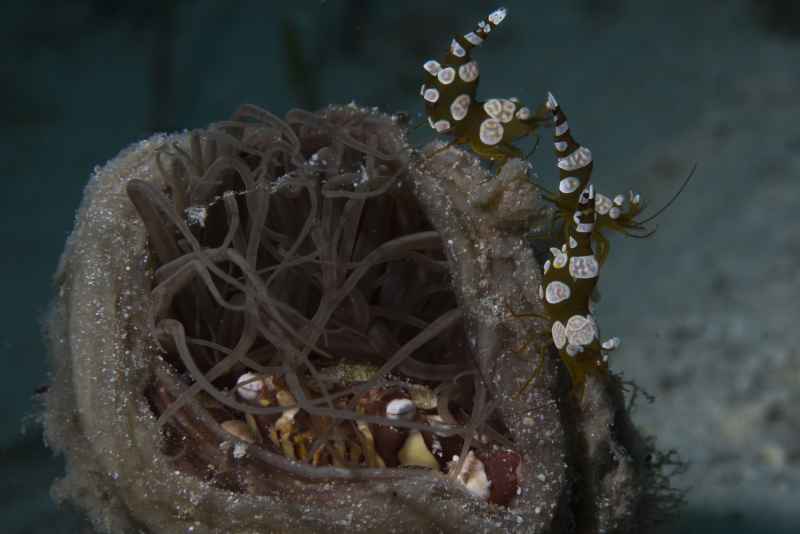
left=43, top=104, right=679, bottom=533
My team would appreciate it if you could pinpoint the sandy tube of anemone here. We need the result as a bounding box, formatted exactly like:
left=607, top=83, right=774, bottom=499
left=43, top=105, right=671, bottom=534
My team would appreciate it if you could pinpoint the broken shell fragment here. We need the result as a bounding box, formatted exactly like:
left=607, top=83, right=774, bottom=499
left=481, top=451, right=522, bottom=506
left=371, top=424, right=407, bottom=468
left=450, top=451, right=491, bottom=501
left=422, top=415, right=464, bottom=469
left=221, top=420, right=256, bottom=443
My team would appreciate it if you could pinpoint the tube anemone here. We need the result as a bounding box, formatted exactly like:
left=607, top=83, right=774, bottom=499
left=43, top=104, right=680, bottom=533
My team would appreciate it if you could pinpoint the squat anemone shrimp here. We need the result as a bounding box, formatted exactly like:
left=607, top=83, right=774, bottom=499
left=420, top=8, right=693, bottom=396
left=419, top=7, right=550, bottom=165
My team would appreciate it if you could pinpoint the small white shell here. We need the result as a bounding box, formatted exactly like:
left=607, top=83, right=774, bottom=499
left=386, top=398, right=416, bottom=420
left=236, top=372, right=263, bottom=401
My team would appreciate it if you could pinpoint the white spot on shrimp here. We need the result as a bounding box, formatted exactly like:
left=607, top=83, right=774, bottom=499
left=479, top=118, right=504, bottom=145
left=488, top=7, right=507, bottom=25
left=595, top=193, right=612, bottom=215
left=550, top=247, right=568, bottom=269
left=555, top=120, right=569, bottom=137
left=543, top=259, right=551, bottom=274
left=437, top=67, right=456, bottom=85
left=578, top=184, right=594, bottom=205
left=545, top=281, right=571, bottom=304
left=458, top=61, right=479, bottom=82
left=423, top=60, right=442, bottom=76
left=602, top=337, right=621, bottom=350
left=559, top=176, right=580, bottom=194
left=450, top=94, right=470, bottom=121
left=566, top=315, right=598, bottom=346
left=569, top=255, right=599, bottom=279
left=465, top=32, right=483, bottom=45
left=552, top=321, right=566, bottom=349
left=557, top=146, right=592, bottom=171
left=497, top=99, right=516, bottom=123
left=609, top=206, right=621, bottom=220
left=554, top=141, right=567, bottom=152
left=419, top=84, right=426, bottom=97
left=613, top=194, right=625, bottom=206
left=516, top=106, right=531, bottom=120
left=423, top=88, right=440, bottom=103
left=546, top=91, right=558, bottom=110
left=630, top=191, right=641, bottom=204
left=565, top=344, right=583, bottom=357
left=569, top=236, right=578, bottom=249
left=483, top=99, right=502, bottom=119
left=433, top=119, right=451, bottom=132
left=450, top=39, right=466, bottom=58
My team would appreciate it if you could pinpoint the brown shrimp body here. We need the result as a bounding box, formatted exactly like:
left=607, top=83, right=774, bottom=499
left=420, top=8, right=548, bottom=164
left=542, top=91, right=649, bottom=265
left=539, top=94, right=620, bottom=393
left=421, top=9, right=624, bottom=396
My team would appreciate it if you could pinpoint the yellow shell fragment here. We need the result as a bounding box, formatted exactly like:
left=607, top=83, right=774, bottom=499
left=398, top=430, right=439, bottom=469
left=356, top=421, right=386, bottom=468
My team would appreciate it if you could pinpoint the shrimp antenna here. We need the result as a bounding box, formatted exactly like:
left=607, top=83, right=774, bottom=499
left=637, top=163, right=697, bottom=225
left=524, top=134, right=541, bottom=161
